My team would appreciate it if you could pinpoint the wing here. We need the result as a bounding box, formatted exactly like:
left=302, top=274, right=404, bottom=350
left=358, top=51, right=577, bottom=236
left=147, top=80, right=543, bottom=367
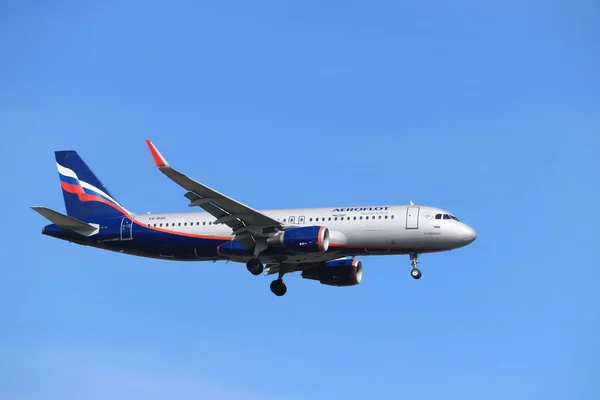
left=145, top=140, right=282, bottom=249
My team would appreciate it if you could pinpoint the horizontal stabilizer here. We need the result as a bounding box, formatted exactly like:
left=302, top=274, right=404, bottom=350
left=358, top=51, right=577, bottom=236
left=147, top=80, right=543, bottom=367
left=31, top=206, right=99, bottom=236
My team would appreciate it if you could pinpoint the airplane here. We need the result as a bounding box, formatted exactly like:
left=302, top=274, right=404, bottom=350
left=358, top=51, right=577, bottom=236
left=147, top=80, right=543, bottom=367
left=32, top=140, right=477, bottom=296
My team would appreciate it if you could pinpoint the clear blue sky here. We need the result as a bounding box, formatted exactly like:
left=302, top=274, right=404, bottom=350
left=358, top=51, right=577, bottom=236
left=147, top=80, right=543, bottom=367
left=1, top=1, right=599, bottom=399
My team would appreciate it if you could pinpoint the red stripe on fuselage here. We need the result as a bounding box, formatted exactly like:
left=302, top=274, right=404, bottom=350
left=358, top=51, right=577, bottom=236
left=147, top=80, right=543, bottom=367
left=328, top=243, right=452, bottom=251
left=61, top=181, right=232, bottom=240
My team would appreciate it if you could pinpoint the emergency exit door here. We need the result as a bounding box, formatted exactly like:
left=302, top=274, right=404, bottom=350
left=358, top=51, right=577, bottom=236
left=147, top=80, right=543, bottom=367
left=406, top=207, right=420, bottom=229
left=120, top=217, right=133, bottom=240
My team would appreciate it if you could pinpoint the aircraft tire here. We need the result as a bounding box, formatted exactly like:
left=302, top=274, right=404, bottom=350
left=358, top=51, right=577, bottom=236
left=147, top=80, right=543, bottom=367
left=411, top=268, right=422, bottom=280
left=270, top=279, right=287, bottom=296
left=246, top=258, right=264, bottom=276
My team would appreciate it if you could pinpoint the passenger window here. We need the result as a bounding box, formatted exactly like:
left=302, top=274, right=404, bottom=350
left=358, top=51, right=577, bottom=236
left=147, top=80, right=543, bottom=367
left=310, top=218, right=313, bottom=222
left=289, top=216, right=295, bottom=224
left=378, top=215, right=381, bottom=219
left=353, top=216, right=356, bottom=220
left=385, top=215, right=388, bottom=219
left=184, top=222, right=187, bottom=226
left=391, top=215, right=394, bottom=219
left=360, top=216, right=363, bottom=220
left=159, top=223, right=163, bottom=227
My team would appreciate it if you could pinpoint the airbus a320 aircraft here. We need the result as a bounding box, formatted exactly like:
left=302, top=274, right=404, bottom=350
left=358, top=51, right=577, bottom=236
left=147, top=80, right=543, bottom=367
left=32, top=140, right=477, bottom=296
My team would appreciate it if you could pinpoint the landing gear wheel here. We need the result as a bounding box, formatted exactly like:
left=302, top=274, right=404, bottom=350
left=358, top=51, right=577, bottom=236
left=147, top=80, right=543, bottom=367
left=270, top=279, right=287, bottom=296
left=411, top=268, right=422, bottom=279
left=246, top=258, right=263, bottom=276
left=409, top=253, right=421, bottom=280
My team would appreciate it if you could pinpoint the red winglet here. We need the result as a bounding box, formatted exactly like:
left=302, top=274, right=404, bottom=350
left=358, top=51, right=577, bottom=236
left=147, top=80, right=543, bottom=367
left=145, top=140, right=168, bottom=167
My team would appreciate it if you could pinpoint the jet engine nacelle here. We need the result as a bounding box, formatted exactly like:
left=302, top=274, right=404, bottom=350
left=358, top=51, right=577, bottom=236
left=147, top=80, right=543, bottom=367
left=267, top=226, right=329, bottom=254
left=301, top=259, right=363, bottom=287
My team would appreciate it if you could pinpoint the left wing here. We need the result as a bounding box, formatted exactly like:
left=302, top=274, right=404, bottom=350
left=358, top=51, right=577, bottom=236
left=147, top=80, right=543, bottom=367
left=145, top=140, right=282, bottom=249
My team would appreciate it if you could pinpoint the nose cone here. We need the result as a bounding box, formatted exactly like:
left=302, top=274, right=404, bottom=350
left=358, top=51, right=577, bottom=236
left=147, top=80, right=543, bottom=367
left=461, top=224, right=477, bottom=245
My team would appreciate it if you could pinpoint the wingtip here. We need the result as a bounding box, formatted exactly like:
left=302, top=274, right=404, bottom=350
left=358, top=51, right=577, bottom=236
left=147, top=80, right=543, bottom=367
left=145, top=139, right=169, bottom=167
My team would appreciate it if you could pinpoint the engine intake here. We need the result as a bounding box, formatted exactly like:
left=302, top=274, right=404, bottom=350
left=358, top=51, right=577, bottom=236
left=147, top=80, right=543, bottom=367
left=267, top=226, right=329, bottom=253
left=302, top=259, right=363, bottom=287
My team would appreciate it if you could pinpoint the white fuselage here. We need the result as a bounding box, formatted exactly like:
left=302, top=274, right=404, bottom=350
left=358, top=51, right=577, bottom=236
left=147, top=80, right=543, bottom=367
left=133, top=204, right=476, bottom=263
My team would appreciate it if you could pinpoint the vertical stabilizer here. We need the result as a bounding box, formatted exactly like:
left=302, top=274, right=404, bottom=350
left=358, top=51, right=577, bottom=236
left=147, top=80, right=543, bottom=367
left=54, top=151, right=129, bottom=221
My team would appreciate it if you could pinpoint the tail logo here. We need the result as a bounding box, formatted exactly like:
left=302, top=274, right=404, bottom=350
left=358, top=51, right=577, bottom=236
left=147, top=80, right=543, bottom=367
left=57, top=163, right=129, bottom=216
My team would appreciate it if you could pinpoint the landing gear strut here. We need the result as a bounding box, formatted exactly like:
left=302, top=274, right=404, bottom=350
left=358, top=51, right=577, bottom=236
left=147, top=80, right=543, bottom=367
left=410, top=253, right=422, bottom=280
left=246, top=258, right=263, bottom=276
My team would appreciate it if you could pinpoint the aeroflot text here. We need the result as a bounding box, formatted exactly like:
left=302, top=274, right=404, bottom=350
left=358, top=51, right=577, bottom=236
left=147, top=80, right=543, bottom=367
left=332, top=207, right=389, bottom=212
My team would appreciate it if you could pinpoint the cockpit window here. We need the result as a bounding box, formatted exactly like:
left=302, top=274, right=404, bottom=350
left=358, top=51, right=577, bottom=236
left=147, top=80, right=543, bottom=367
left=436, top=213, right=460, bottom=221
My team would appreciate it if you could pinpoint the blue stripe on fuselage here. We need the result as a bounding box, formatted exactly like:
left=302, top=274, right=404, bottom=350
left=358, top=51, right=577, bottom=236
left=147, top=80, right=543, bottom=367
left=42, top=217, right=442, bottom=261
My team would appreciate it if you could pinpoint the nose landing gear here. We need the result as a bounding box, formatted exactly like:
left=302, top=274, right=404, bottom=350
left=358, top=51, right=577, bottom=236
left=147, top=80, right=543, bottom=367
left=410, top=253, right=422, bottom=280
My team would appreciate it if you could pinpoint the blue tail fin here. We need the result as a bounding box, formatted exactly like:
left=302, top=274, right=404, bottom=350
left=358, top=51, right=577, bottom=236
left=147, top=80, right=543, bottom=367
left=55, top=151, right=129, bottom=221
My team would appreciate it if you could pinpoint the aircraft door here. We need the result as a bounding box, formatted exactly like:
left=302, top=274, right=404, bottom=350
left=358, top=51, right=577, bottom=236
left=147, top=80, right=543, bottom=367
left=406, top=207, right=420, bottom=229
left=120, top=217, right=133, bottom=240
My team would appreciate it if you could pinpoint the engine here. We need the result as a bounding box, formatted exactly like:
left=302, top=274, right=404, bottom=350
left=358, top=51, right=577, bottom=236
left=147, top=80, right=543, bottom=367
left=301, top=259, right=363, bottom=287
left=267, top=226, right=329, bottom=253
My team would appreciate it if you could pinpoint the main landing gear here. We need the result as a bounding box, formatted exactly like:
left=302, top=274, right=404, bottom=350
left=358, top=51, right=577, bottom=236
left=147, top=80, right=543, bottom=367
left=246, top=258, right=264, bottom=275
left=410, top=253, right=422, bottom=280
left=246, top=258, right=288, bottom=296
left=270, top=278, right=287, bottom=297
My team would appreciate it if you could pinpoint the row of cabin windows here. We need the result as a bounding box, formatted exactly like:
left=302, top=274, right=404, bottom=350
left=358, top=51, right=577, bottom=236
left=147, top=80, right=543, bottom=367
left=149, top=221, right=214, bottom=228
left=148, top=214, right=395, bottom=228
left=310, top=215, right=393, bottom=222
left=280, top=215, right=395, bottom=223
